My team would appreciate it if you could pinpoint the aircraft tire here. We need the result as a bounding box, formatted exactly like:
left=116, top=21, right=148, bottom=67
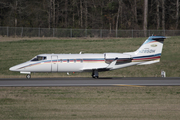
left=95, top=76, right=99, bottom=79
left=26, top=74, right=31, bottom=79
left=92, top=75, right=99, bottom=79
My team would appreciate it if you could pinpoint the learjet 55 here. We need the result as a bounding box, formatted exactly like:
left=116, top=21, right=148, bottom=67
left=9, top=36, right=166, bottom=79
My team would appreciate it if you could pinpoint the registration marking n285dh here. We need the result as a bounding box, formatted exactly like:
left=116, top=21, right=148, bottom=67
left=139, top=49, right=155, bottom=53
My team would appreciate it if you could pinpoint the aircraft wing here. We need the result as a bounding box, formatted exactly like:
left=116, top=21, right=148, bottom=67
left=81, top=59, right=117, bottom=72
left=106, top=59, right=117, bottom=69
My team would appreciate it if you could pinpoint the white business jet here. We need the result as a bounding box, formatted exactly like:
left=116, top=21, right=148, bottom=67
left=9, top=36, right=166, bottom=79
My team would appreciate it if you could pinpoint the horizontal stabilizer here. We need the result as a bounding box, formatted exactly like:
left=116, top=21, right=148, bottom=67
left=137, top=59, right=160, bottom=65
left=151, top=36, right=166, bottom=41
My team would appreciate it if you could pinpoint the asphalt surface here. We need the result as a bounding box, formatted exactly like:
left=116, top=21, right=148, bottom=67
left=0, top=77, right=180, bottom=87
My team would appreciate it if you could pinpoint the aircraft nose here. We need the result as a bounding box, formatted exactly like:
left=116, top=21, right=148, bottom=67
left=9, top=66, right=18, bottom=71
left=9, top=62, right=29, bottom=72
left=9, top=67, right=15, bottom=71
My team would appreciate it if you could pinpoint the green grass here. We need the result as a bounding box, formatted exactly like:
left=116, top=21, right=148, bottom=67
left=0, top=86, right=180, bottom=120
left=0, top=36, right=180, bottom=77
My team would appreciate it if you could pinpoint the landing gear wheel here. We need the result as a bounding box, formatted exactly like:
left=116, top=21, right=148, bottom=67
left=92, top=75, right=99, bottom=79
left=26, top=74, right=31, bottom=79
left=92, top=70, right=99, bottom=79
left=94, top=76, right=99, bottom=79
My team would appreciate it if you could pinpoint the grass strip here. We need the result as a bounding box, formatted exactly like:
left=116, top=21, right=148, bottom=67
left=0, top=86, right=180, bottom=120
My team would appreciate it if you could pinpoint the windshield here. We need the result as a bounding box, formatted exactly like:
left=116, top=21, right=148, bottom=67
left=31, top=56, right=47, bottom=61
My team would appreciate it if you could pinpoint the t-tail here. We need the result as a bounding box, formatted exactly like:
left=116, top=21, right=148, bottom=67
left=124, top=36, right=166, bottom=65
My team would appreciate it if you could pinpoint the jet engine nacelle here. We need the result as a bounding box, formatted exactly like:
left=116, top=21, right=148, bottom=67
left=104, top=53, right=131, bottom=64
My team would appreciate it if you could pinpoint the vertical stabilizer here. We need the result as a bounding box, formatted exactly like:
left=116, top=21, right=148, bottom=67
left=130, top=36, right=166, bottom=65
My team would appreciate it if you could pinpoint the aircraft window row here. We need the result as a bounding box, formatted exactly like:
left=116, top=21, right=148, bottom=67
left=31, top=56, right=47, bottom=61
left=59, top=59, right=83, bottom=63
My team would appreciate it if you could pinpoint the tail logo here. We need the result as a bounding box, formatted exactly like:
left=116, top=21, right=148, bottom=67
left=151, top=44, right=157, bottom=47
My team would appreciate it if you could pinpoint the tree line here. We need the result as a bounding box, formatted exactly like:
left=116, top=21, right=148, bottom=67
left=0, top=0, right=179, bottom=30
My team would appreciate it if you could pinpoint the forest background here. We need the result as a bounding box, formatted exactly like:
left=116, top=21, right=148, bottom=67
left=0, top=0, right=179, bottom=31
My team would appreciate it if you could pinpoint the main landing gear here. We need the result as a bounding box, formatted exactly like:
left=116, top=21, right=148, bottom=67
left=26, top=74, right=31, bottom=79
left=92, top=70, right=99, bottom=79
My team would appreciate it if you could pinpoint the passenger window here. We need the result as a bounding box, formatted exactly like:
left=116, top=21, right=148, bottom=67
left=81, top=59, right=83, bottom=63
left=67, top=59, right=69, bottom=63
left=59, top=59, right=62, bottom=63
left=74, top=59, right=76, bottom=63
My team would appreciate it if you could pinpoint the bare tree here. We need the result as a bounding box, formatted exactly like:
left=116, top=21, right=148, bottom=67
left=80, top=0, right=83, bottom=28
left=162, top=0, right=165, bottom=30
left=48, top=0, right=51, bottom=28
left=134, top=0, right=137, bottom=24
left=176, top=0, right=179, bottom=29
left=156, top=0, right=160, bottom=29
left=52, top=0, right=56, bottom=27
left=143, top=0, right=148, bottom=36
left=85, top=0, right=88, bottom=29
left=72, top=0, right=75, bottom=27
left=116, top=0, right=121, bottom=32
left=65, top=0, right=68, bottom=28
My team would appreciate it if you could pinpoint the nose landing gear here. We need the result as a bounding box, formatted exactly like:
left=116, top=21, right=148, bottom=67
left=20, top=72, right=31, bottom=79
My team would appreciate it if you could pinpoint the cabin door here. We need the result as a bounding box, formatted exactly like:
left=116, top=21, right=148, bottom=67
left=51, top=55, right=58, bottom=72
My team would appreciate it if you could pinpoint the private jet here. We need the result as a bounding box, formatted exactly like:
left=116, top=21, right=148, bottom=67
left=9, top=36, right=166, bottom=79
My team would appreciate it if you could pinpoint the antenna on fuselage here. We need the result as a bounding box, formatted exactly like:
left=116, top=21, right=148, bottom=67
left=79, top=51, right=82, bottom=54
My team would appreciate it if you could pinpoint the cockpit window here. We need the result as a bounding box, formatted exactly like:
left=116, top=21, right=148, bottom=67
left=31, top=56, right=47, bottom=61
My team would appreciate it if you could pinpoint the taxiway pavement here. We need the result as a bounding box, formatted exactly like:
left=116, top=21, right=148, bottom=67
left=0, top=77, right=180, bottom=87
